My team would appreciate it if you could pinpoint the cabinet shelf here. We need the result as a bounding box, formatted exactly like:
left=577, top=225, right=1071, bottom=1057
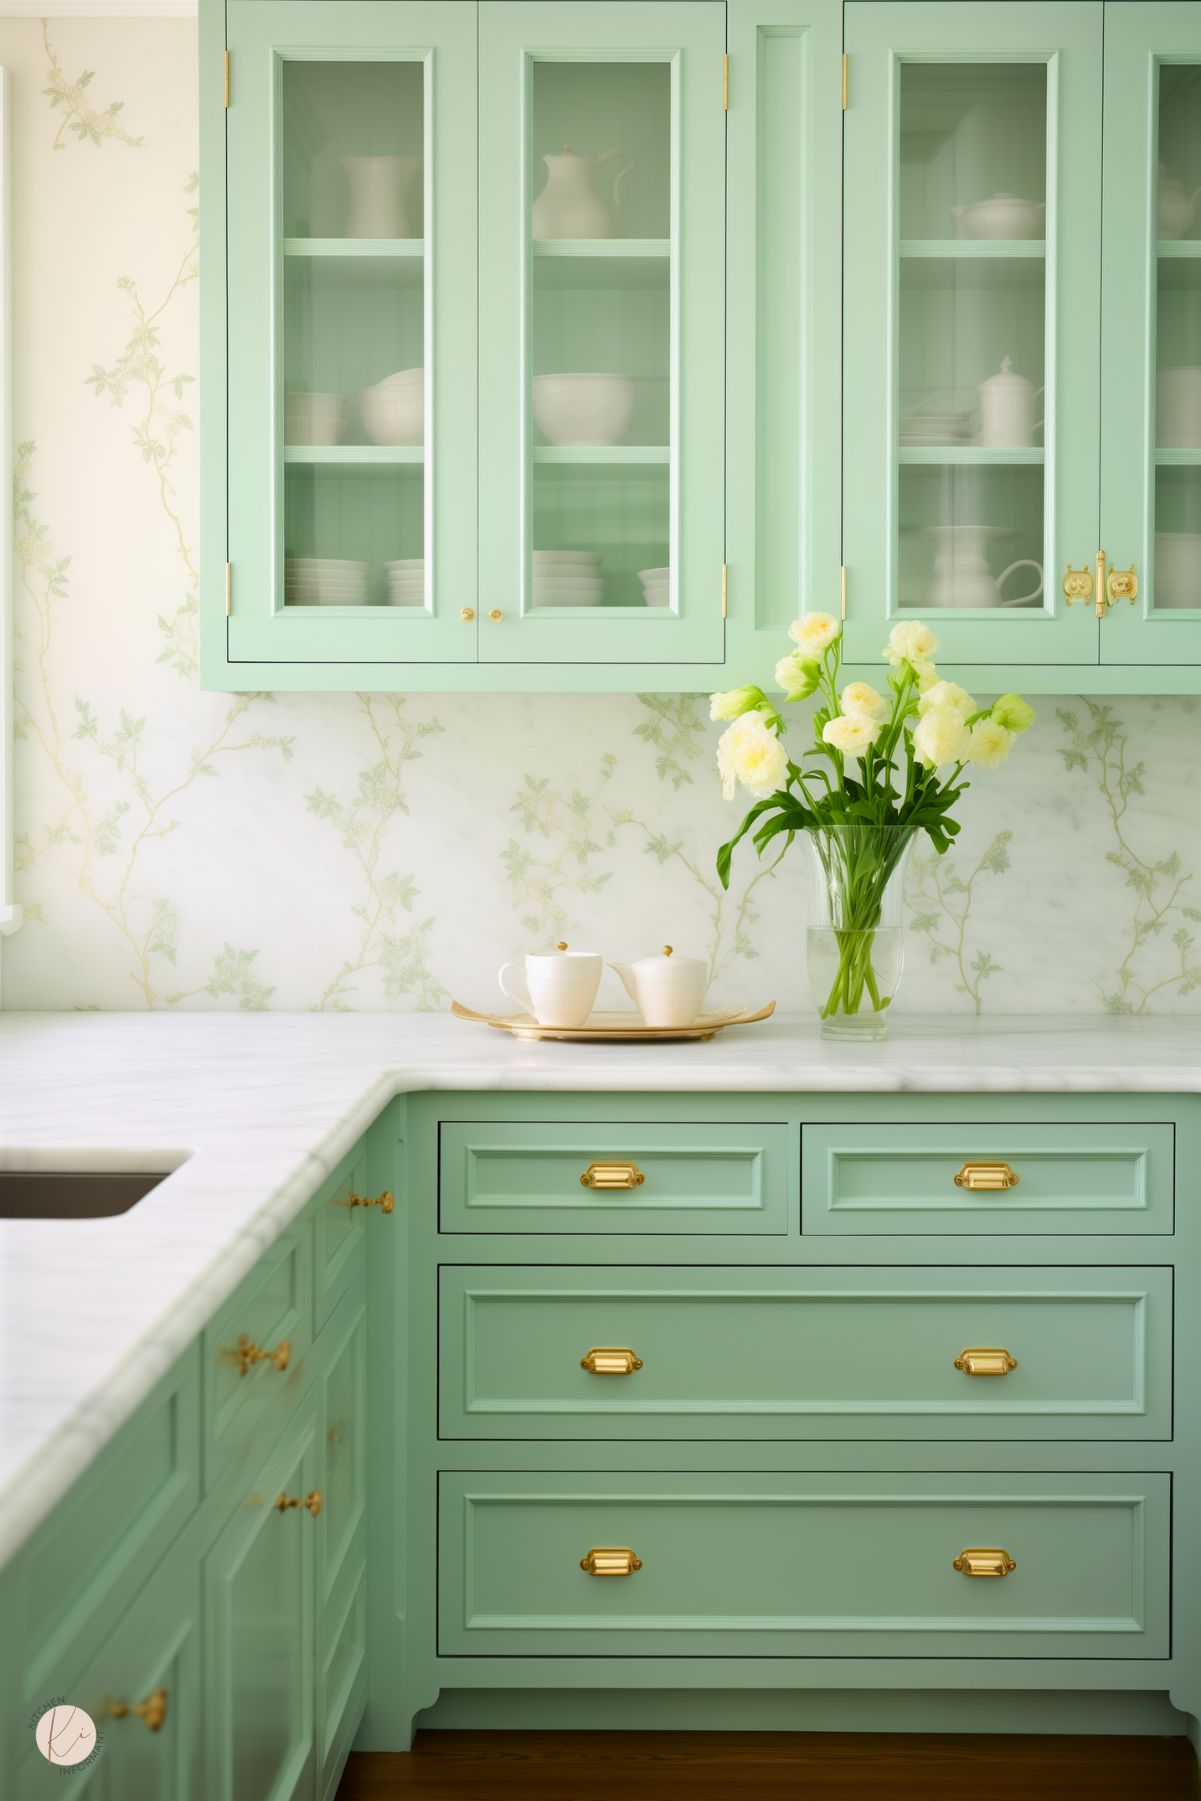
left=1155, top=448, right=1201, bottom=465
left=533, top=238, right=670, bottom=258
left=900, top=238, right=1046, bottom=258
left=533, top=445, right=669, bottom=465
left=283, top=445, right=424, bottom=466
left=1157, top=240, right=1201, bottom=258
left=284, top=237, right=425, bottom=258
left=897, top=445, right=1045, bottom=466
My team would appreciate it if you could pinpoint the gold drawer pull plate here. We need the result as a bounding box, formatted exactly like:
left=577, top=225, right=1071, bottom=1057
left=337, top=1188, right=395, bottom=1214
left=953, top=1548, right=1016, bottom=1578
left=110, top=1686, right=168, bottom=1733
left=581, top=1346, right=643, bottom=1375
left=580, top=1160, right=645, bottom=1190
left=954, top=1347, right=1017, bottom=1376
left=276, top=1489, right=323, bottom=1517
left=580, top=1546, right=642, bottom=1577
left=954, top=1160, right=1019, bottom=1191
left=236, top=1333, right=291, bottom=1376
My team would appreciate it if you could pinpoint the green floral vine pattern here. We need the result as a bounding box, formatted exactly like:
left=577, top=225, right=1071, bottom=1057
left=1057, top=701, right=1201, bottom=1013
left=42, top=21, right=143, bottom=152
left=907, top=832, right=1012, bottom=1014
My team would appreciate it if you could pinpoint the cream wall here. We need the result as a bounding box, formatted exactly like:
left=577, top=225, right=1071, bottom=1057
left=3, top=16, right=1200, bottom=1016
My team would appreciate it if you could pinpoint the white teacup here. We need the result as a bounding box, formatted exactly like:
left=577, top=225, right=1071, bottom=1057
left=499, top=948, right=602, bottom=1028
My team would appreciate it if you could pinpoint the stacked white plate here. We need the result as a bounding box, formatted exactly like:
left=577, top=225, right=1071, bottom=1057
left=385, top=558, right=426, bottom=606
left=532, top=548, right=604, bottom=608
left=639, top=565, right=670, bottom=608
left=285, top=557, right=369, bottom=606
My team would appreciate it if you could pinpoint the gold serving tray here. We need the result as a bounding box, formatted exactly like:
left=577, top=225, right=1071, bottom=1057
left=451, top=1000, right=775, bottom=1043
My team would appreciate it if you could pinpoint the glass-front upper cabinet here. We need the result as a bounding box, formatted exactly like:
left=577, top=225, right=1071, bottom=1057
left=225, top=2, right=477, bottom=668
left=477, top=2, right=727, bottom=667
left=1102, top=3, right=1201, bottom=666
left=843, top=3, right=1104, bottom=667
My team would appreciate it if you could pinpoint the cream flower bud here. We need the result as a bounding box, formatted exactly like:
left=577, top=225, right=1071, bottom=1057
left=709, top=683, right=765, bottom=723
left=912, top=704, right=970, bottom=769
left=885, top=620, right=941, bottom=667
left=991, top=692, right=1036, bottom=735
left=774, top=651, right=821, bottom=701
left=840, top=681, right=888, bottom=722
left=965, top=718, right=1015, bottom=768
left=919, top=679, right=977, bottom=721
left=822, top=714, right=883, bottom=756
left=788, top=612, right=841, bottom=657
left=716, top=713, right=789, bottom=801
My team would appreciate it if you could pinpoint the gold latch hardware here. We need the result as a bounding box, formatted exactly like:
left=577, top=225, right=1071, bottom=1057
left=276, top=1489, right=323, bottom=1518
left=580, top=1546, right=643, bottom=1577
left=841, top=52, right=848, bottom=111
left=580, top=1160, right=645, bottom=1190
left=581, top=1346, right=644, bottom=1375
left=225, top=562, right=232, bottom=617
left=953, top=1160, right=1019, bottom=1191
left=953, top=1548, right=1016, bottom=1578
left=1095, top=547, right=1108, bottom=620
left=235, top=1333, right=292, bottom=1376
left=721, top=562, right=728, bottom=620
left=1106, top=561, right=1138, bottom=608
left=954, top=1347, right=1018, bottom=1377
left=840, top=563, right=847, bottom=622
left=223, top=50, right=231, bottom=109
left=110, top=1687, right=168, bottom=1733
left=1063, top=562, right=1094, bottom=609
left=336, top=1188, right=395, bottom=1213
left=723, top=53, right=729, bottom=111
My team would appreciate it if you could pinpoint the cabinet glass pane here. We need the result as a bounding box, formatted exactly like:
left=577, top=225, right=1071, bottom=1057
left=281, top=63, right=428, bottom=610
left=1154, top=67, right=1201, bottom=614
left=527, top=62, right=674, bottom=617
left=897, top=62, right=1050, bottom=615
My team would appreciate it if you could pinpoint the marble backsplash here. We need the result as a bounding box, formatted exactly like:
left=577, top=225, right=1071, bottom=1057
left=3, top=16, right=1200, bottom=1018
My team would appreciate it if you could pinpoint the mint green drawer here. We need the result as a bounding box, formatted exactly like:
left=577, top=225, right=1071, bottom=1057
left=438, top=1470, right=1170, bottom=1660
left=801, top=1121, right=1174, bottom=1235
left=311, top=1142, right=369, bottom=1330
left=438, top=1266, right=1171, bottom=1440
left=202, top=1223, right=313, bottom=1490
left=439, top=1121, right=789, bottom=1234
left=16, top=1351, right=199, bottom=1719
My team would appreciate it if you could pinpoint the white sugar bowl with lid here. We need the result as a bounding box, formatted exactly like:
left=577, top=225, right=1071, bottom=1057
left=610, top=945, right=707, bottom=1029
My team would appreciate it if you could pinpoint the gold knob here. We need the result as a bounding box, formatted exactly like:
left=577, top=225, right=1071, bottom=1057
left=954, top=1347, right=1018, bottom=1376
left=581, top=1346, right=643, bottom=1375
left=580, top=1546, right=642, bottom=1577
left=235, top=1333, right=291, bottom=1377
left=1106, top=562, right=1138, bottom=607
left=1063, top=562, right=1094, bottom=607
left=275, top=1489, right=323, bottom=1517
left=488, top=608, right=504, bottom=622
left=953, top=1161, right=1019, bottom=1191
left=953, top=1548, right=1016, bottom=1578
left=556, top=940, right=569, bottom=950
left=337, top=1189, right=394, bottom=1214
left=460, top=606, right=475, bottom=621
left=580, top=1160, right=645, bottom=1190
left=662, top=945, right=673, bottom=957
left=110, top=1687, right=167, bottom=1733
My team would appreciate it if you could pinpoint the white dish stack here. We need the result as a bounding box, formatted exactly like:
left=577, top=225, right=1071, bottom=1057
left=359, top=369, right=424, bottom=447
left=638, top=565, right=670, bottom=608
left=385, top=559, right=426, bottom=606
left=284, top=557, right=369, bottom=606
left=532, top=549, right=604, bottom=607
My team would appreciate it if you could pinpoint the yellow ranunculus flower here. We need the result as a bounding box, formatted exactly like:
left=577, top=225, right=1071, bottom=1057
left=884, top=620, right=941, bottom=667
left=822, top=714, right=883, bottom=755
left=717, top=712, right=789, bottom=801
left=991, top=692, right=1036, bottom=734
left=912, top=704, right=970, bottom=769
left=709, top=684, right=764, bottom=722
left=919, top=679, right=977, bottom=721
left=774, top=651, right=821, bottom=700
left=966, top=718, right=1014, bottom=768
left=788, top=612, right=841, bottom=656
left=840, top=680, right=888, bottom=721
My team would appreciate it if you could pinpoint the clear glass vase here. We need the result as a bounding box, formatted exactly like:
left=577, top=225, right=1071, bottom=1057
left=805, top=823, right=915, bottom=1042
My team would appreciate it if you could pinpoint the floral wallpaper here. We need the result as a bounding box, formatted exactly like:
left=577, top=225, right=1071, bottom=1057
left=3, top=17, right=1200, bottom=1018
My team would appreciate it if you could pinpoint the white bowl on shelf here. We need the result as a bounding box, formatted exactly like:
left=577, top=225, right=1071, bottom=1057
left=359, top=371, right=424, bottom=446
left=532, top=373, right=636, bottom=447
left=950, top=193, right=1045, bottom=239
left=284, top=392, right=346, bottom=446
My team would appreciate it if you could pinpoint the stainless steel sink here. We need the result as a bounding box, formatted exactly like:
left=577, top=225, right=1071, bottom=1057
left=0, top=1171, right=167, bottom=1219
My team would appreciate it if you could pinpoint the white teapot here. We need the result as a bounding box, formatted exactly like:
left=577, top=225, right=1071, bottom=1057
left=610, top=945, right=707, bottom=1029
left=532, top=144, right=635, bottom=240
left=977, top=357, right=1043, bottom=448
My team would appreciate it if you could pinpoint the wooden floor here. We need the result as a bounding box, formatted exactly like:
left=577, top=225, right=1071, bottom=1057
left=337, top=1731, right=1200, bottom=1800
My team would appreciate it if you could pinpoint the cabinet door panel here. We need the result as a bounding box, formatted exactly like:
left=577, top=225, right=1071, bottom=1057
left=226, top=1, right=477, bottom=666
left=843, top=2, right=1103, bottom=668
left=1102, top=2, right=1201, bottom=665
left=478, top=2, right=727, bottom=666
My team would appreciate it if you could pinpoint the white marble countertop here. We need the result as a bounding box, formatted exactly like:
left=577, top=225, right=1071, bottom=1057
left=1, top=1009, right=1199, bottom=1569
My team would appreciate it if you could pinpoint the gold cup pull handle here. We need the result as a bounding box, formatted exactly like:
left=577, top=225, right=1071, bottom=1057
left=275, top=1489, right=323, bottom=1518
left=953, top=1548, right=1016, bottom=1578
left=1106, top=562, right=1138, bottom=607
left=110, top=1687, right=168, bottom=1733
left=337, top=1189, right=395, bottom=1214
left=581, top=1346, right=643, bottom=1375
left=954, top=1347, right=1018, bottom=1376
left=580, top=1546, right=642, bottom=1577
left=953, top=1160, right=1019, bottom=1192
left=236, top=1333, right=291, bottom=1376
left=580, top=1160, right=645, bottom=1190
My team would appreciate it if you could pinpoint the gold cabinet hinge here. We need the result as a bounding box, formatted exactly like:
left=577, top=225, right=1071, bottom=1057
left=224, top=50, right=231, bottom=108
left=841, top=52, right=847, bottom=111
left=723, top=52, right=729, bottom=111
left=225, top=562, right=232, bottom=617
left=721, top=562, right=728, bottom=619
left=840, top=564, right=847, bottom=621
